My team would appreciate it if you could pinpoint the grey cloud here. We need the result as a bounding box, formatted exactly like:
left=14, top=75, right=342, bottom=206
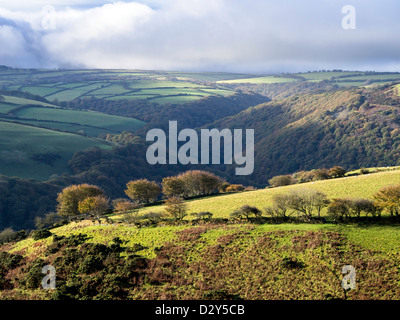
left=0, top=0, right=399, bottom=72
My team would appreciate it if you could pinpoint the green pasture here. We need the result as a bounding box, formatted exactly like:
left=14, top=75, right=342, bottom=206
left=217, top=76, right=298, bottom=84
left=2, top=96, right=56, bottom=108
left=13, top=106, right=145, bottom=134
left=123, top=169, right=400, bottom=219
left=0, top=121, right=112, bottom=180
left=19, top=86, right=61, bottom=96
left=0, top=102, right=18, bottom=113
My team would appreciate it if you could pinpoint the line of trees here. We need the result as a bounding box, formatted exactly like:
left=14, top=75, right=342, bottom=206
left=9, top=171, right=400, bottom=241
left=268, top=166, right=347, bottom=187
left=50, top=170, right=226, bottom=224
left=255, top=184, right=400, bottom=223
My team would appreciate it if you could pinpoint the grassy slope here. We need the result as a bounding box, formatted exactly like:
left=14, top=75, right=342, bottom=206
left=0, top=121, right=112, bottom=180
left=13, top=107, right=145, bottom=134
left=129, top=169, right=400, bottom=218
left=3, top=168, right=400, bottom=300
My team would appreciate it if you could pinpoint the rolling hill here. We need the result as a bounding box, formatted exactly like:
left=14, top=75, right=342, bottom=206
left=1, top=166, right=400, bottom=300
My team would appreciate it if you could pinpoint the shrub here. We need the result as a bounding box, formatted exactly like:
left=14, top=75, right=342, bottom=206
left=141, top=212, right=164, bottom=225
left=225, top=184, right=245, bottom=193
left=0, top=252, right=23, bottom=270
left=348, top=198, right=380, bottom=217
left=230, top=205, right=262, bottom=221
left=178, top=170, right=224, bottom=197
left=311, top=168, right=330, bottom=181
left=31, top=229, right=53, bottom=240
left=191, top=211, right=213, bottom=221
left=121, top=211, right=141, bottom=225
left=286, top=189, right=329, bottom=220
left=112, top=198, right=141, bottom=213
left=264, top=194, right=294, bottom=220
left=78, top=256, right=104, bottom=274
left=0, top=228, right=18, bottom=244
left=22, top=259, right=46, bottom=290
left=293, top=170, right=315, bottom=183
left=280, top=257, right=305, bottom=269
left=164, top=196, right=187, bottom=221
left=328, top=166, right=347, bottom=178
left=35, top=212, right=64, bottom=229
left=327, top=198, right=351, bottom=221
left=268, top=175, right=296, bottom=187
left=328, top=198, right=381, bottom=221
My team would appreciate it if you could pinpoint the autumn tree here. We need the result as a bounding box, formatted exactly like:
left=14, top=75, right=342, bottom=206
left=125, top=179, right=161, bottom=204
left=312, top=169, right=330, bottom=181
left=161, top=176, right=186, bottom=198
left=56, top=184, right=105, bottom=218
left=373, top=185, right=400, bottom=216
left=78, top=196, right=110, bottom=223
left=177, top=170, right=223, bottom=197
left=328, top=166, right=347, bottom=178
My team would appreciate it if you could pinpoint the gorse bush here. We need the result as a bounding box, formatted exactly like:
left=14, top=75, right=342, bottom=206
left=31, top=229, right=53, bottom=240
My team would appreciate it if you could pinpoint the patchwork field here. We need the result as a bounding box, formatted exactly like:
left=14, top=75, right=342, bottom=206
left=0, top=69, right=237, bottom=104
left=12, top=106, right=145, bottom=136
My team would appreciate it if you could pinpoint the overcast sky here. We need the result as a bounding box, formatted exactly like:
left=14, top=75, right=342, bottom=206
left=0, top=0, right=399, bottom=73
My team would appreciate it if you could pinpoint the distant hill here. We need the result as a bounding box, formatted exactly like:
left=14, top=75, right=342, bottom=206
left=208, top=83, right=400, bottom=183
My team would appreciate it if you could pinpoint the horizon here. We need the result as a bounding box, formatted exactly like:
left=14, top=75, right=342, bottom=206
left=2, top=65, right=400, bottom=76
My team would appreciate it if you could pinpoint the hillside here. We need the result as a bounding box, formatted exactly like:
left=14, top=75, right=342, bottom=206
left=208, top=83, right=400, bottom=183
left=124, top=167, right=400, bottom=218
left=2, top=68, right=400, bottom=233
left=1, top=168, right=400, bottom=300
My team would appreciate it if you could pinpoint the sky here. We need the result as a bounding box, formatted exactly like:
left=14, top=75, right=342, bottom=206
left=0, top=0, right=399, bottom=73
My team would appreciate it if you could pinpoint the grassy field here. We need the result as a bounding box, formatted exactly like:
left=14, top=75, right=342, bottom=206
left=217, top=76, right=299, bottom=84
left=2, top=166, right=400, bottom=300
left=0, top=121, right=112, bottom=180
left=126, top=169, right=400, bottom=219
left=12, top=106, right=145, bottom=136
left=215, top=71, right=400, bottom=87
left=396, top=83, right=400, bottom=96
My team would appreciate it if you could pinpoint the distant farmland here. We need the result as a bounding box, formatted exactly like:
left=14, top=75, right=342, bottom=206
left=0, top=69, right=237, bottom=104
left=0, top=121, right=113, bottom=180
